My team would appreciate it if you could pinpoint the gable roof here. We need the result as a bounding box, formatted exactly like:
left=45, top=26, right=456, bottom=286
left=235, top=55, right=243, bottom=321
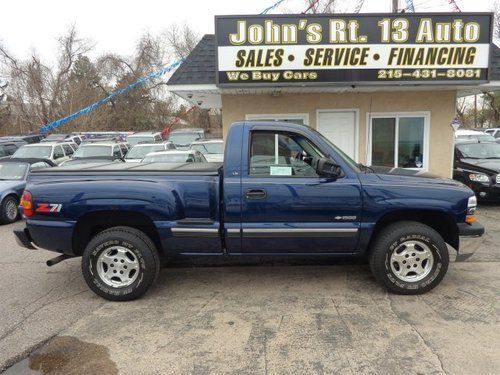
left=167, top=35, right=216, bottom=85
left=167, top=34, right=500, bottom=85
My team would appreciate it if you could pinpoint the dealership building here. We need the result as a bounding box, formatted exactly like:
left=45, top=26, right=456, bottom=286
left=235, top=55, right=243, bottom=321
left=168, top=13, right=500, bottom=177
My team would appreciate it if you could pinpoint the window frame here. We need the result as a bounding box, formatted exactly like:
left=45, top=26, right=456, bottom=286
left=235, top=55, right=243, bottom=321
left=367, top=112, right=430, bottom=171
left=247, top=129, right=324, bottom=179
left=245, top=113, right=309, bottom=126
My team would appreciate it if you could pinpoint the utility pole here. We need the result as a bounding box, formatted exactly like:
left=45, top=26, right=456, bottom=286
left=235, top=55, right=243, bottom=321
left=392, top=0, right=398, bottom=12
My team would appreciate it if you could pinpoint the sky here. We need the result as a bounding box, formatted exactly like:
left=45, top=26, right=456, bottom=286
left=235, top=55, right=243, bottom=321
left=0, top=0, right=495, bottom=63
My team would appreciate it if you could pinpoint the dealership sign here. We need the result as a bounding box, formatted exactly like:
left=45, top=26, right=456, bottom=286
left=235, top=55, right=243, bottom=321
left=215, top=13, right=492, bottom=86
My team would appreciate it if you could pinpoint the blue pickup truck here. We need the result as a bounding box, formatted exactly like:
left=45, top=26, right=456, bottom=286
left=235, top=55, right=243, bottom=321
left=15, top=121, right=484, bottom=301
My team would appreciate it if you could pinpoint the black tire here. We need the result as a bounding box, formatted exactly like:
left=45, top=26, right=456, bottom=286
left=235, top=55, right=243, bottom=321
left=369, top=221, right=449, bottom=295
left=82, top=226, right=160, bottom=301
left=0, top=196, right=19, bottom=224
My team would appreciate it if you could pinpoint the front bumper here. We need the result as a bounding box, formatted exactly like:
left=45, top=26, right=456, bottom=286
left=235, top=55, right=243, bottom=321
left=457, top=221, right=485, bottom=261
left=469, top=182, right=500, bottom=201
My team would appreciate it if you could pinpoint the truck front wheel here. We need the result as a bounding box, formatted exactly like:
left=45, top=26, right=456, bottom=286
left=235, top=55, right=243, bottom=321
left=369, top=221, right=449, bottom=295
left=82, top=226, right=160, bottom=301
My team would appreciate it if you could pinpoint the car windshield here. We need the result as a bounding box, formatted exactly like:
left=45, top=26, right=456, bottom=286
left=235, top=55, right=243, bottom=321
left=168, top=133, right=201, bottom=146
left=143, top=153, right=191, bottom=163
left=73, top=145, right=111, bottom=158
left=126, top=145, right=165, bottom=159
left=191, top=143, right=223, bottom=154
left=0, top=163, right=28, bottom=180
left=13, top=146, right=52, bottom=159
left=457, top=143, right=500, bottom=159
left=0, top=146, right=6, bottom=158
left=127, top=136, right=155, bottom=146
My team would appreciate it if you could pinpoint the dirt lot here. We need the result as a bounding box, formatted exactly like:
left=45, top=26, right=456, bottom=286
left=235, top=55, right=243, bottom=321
left=0, top=206, right=499, bottom=374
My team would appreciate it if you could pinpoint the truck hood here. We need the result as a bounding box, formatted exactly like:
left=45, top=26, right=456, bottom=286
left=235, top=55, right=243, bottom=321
left=370, top=166, right=464, bottom=188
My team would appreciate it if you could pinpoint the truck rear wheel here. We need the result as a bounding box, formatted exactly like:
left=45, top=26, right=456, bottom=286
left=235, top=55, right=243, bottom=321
left=369, top=221, right=449, bottom=295
left=82, top=226, right=160, bottom=301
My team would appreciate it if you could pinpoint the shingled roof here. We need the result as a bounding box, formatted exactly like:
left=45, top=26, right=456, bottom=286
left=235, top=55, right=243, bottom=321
left=167, top=35, right=500, bottom=85
left=167, top=34, right=216, bottom=85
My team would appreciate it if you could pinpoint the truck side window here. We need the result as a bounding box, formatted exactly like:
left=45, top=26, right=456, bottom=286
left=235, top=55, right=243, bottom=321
left=249, top=131, right=323, bottom=177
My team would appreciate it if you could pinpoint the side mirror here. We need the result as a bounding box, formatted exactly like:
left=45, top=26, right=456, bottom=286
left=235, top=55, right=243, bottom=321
left=316, top=157, right=343, bottom=178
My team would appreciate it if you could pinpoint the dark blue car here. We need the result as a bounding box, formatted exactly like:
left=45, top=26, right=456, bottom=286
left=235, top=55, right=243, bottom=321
left=0, top=159, right=54, bottom=224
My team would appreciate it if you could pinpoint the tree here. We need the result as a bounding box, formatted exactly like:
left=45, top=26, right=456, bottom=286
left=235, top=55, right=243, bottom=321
left=165, top=24, right=199, bottom=60
left=0, top=26, right=93, bottom=133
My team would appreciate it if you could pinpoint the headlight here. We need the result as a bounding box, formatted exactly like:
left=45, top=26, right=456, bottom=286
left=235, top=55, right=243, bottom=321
left=496, top=174, right=500, bottom=184
left=466, top=195, right=477, bottom=222
left=469, top=173, right=490, bottom=183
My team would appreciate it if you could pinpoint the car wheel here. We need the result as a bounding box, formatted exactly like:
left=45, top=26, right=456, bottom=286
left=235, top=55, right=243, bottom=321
left=369, top=221, right=449, bottom=295
left=82, top=226, right=160, bottom=301
left=0, top=196, right=19, bottom=224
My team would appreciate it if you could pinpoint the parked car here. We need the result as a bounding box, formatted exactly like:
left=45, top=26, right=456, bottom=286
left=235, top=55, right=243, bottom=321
left=455, top=129, right=496, bottom=143
left=190, top=139, right=224, bottom=162
left=124, top=142, right=176, bottom=163
left=453, top=140, right=500, bottom=200
left=42, top=133, right=83, bottom=145
left=0, top=158, right=54, bottom=224
left=11, top=142, right=74, bottom=165
left=126, top=132, right=163, bottom=146
left=167, top=128, right=205, bottom=149
left=142, top=150, right=206, bottom=163
left=15, top=121, right=484, bottom=301
left=0, top=141, right=27, bottom=159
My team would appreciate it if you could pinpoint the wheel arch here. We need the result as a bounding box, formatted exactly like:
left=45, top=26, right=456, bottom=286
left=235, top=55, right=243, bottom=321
left=369, top=209, right=459, bottom=251
left=72, top=210, right=163, bottom=256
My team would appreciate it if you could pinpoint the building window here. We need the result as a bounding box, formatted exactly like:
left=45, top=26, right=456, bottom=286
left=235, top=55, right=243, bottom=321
left=369, top=113, right=428, bottom=170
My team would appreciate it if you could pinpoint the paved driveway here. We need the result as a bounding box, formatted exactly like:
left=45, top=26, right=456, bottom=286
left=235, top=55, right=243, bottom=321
left=1, top=206, right=499, bottom=374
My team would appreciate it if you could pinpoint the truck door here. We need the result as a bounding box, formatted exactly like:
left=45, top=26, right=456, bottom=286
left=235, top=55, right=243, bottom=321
left=238, top=126, right=362, bottom=254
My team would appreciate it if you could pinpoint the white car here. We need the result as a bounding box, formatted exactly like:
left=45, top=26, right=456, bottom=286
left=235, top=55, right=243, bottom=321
left=11, top=142, right=74, bottom=165
left=71, top=142, right=128, bottom=160
left=124, top=142, right=176, bottom=163
left=190, top=139, right=224, bottom=162
left=455, top=129, right=496, bottom=143
left=142, top=150, right=207, bottom=163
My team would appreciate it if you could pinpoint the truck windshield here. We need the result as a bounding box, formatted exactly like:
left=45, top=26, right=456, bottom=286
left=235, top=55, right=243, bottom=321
left=308, top=127, right=361, bottom=173
left=74, top=145, right=111, bottom=158
left=457, top=143, right=500, bottom=159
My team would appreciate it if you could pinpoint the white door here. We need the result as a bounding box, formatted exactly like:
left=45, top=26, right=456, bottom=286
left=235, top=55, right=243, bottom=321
left=317, top=111, right=357, bottom=160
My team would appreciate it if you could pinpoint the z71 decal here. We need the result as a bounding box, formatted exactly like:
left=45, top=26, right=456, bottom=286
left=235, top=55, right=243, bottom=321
left=35, top=203, right=62, bottom=213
